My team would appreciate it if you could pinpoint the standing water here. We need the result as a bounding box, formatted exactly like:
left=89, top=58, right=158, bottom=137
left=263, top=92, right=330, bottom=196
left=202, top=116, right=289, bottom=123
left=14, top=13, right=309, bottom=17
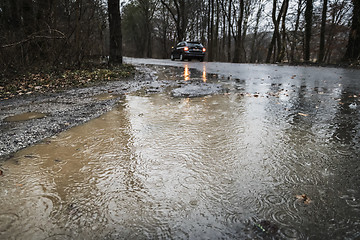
left=0, top=64, right=360, bottom=239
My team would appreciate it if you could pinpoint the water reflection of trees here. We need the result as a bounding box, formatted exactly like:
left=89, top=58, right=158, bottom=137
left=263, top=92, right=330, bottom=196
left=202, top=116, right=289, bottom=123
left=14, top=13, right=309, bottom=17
left=331, top=88, right=359, bottom=145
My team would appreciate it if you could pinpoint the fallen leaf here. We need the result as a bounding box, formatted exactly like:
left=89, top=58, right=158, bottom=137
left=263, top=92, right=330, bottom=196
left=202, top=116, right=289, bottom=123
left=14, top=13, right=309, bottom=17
left=0, top=169, right=3, bottom=176
left=296, top=194, right=311, bottom=204
left=298, top=113, right=308, bottom=117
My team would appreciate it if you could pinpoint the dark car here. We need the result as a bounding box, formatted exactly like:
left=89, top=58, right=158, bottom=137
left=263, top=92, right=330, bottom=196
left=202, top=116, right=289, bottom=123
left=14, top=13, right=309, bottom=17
left=171, top=41, right=206, bottom=62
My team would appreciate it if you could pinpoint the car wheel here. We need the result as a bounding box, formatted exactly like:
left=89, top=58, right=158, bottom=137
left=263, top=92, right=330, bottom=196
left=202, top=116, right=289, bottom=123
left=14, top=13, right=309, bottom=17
left=180, top=53, right=184, bottom=61
left=171, top=54, right=175, bottom=61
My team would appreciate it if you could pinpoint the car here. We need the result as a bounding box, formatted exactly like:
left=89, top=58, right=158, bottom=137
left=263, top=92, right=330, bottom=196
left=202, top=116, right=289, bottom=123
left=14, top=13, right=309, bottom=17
left=171, top=41, right=206, bottom=62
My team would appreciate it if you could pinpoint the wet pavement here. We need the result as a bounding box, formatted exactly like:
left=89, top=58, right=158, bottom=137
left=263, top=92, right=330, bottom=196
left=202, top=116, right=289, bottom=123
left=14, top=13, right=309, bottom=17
left=1, top=58, right=360, bottom=239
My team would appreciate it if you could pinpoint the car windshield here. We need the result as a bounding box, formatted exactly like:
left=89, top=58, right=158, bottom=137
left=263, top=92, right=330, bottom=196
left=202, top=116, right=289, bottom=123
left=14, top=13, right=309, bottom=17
left=188, top=42, right=203, bottom=48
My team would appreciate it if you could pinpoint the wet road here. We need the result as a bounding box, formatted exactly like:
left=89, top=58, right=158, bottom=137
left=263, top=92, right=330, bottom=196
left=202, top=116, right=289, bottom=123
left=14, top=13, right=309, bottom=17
left=1, top=58, right=360, bottom=239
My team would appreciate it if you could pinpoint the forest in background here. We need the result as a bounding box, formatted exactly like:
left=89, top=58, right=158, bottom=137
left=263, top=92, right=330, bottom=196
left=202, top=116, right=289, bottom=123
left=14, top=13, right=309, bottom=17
left=123, top=0, right=360, bottom=64
left=1, top=0, right=360, bottom=77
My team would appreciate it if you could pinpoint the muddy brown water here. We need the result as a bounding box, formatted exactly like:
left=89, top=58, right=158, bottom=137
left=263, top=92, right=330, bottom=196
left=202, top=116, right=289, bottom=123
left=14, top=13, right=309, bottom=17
left=1, top=64, right=360, bottom=239
left=4, top=112, right=46, bottom=122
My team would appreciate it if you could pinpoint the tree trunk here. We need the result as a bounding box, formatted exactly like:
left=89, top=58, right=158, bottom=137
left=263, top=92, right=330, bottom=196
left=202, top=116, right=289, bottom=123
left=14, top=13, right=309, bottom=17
left=9, top=0, right=21, bottom=29
left=304, top=0, right=313, bottom=62
left=160, top=4, right=169, bottom=58
left=290, top=0, right=303, bottom=62
left=214, top=0, right=220, bottom=61
left=160, top=0, right=187, bottom=42
left=22, top=0, right=35, bottom=34
left=108, top=0, right=123, bottom=64
left=208, top=0, right=214, bottom=61
left=278, top=0, right=289, bottom=62
left=250, top=3, right=263, bottom=63
left=233, top=0, right=244, bottom=63
left=222, top=5, right=226, bottom=61
left=344, top=0, right=360, bottom=62
left=240, top=1, right=251, bottom=62
left=139, top=0, right=153, bottom=58
left=179, top=0, right=187, bottom=41
left=318, top=0, right=327, bottom=63
left=227, top=0, right=232, bottom=62
left=266, top=0, right=286, bottom=63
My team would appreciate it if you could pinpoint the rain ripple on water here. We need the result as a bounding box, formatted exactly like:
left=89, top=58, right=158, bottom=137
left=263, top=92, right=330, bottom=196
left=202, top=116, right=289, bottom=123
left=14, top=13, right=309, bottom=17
left=0, top=83, right=359, bottom=239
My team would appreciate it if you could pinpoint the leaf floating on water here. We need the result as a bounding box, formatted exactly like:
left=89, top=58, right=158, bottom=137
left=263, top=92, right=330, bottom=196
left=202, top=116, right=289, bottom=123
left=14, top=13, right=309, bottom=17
left=296, top=194, right=311, bottom=204
left=298, top=113, right=308, bottom=117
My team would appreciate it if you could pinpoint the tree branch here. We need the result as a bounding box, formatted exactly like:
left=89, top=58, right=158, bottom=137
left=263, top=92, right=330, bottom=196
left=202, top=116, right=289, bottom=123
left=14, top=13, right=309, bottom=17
left=1, top=30, right=65, bottom=48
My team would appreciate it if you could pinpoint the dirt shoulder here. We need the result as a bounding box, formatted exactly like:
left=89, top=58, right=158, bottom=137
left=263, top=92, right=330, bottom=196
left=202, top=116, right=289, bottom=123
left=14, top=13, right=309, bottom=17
left=0, top=65, right=159, bottom=161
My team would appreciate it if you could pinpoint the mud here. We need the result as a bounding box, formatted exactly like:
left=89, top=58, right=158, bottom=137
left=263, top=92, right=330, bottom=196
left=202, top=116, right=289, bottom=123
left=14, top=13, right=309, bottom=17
left=4, top=112, right=47, bottom=122
left=0, top=69, right=153, bottom=160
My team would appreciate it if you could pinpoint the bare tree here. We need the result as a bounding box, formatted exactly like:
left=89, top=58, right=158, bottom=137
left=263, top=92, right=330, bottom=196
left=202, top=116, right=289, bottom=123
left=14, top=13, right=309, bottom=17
left=318, top=0, right=328, bottom=63
left=160, top=0, right=188, bottom=42
left=139, top=0, right=158, bottom=58
left=227, top=0, right=233, bottom=62
left=219, top=0, right=234, bottom=62
left=108, top=0, right=123, bottom=64
left=344, top=0, right=360, bottom=62
left=278, top=0, right=289, bottom=62
left=289, top=0, right=305, bottom=63
left=304, top=0, right=313, bottom=62
left=233, top=0, right=244, bottom=63
left=250, top=1, right=264, bottom=63
left=22, top=0, right=35, bottom=34
left=266, top=0, right=287, bottom=63
left=208, top=0, right=215, bottom=61
left=323, top=0, right=351, bottom=63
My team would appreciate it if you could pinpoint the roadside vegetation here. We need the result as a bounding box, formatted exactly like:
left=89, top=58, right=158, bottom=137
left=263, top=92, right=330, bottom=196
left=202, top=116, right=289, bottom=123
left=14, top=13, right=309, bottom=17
left=0, top=64, right=135, bottom=100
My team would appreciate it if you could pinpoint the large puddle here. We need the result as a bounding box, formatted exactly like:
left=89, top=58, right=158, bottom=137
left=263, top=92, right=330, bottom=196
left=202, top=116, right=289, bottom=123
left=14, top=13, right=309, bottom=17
left=1, top=65, right=360, bottom=239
